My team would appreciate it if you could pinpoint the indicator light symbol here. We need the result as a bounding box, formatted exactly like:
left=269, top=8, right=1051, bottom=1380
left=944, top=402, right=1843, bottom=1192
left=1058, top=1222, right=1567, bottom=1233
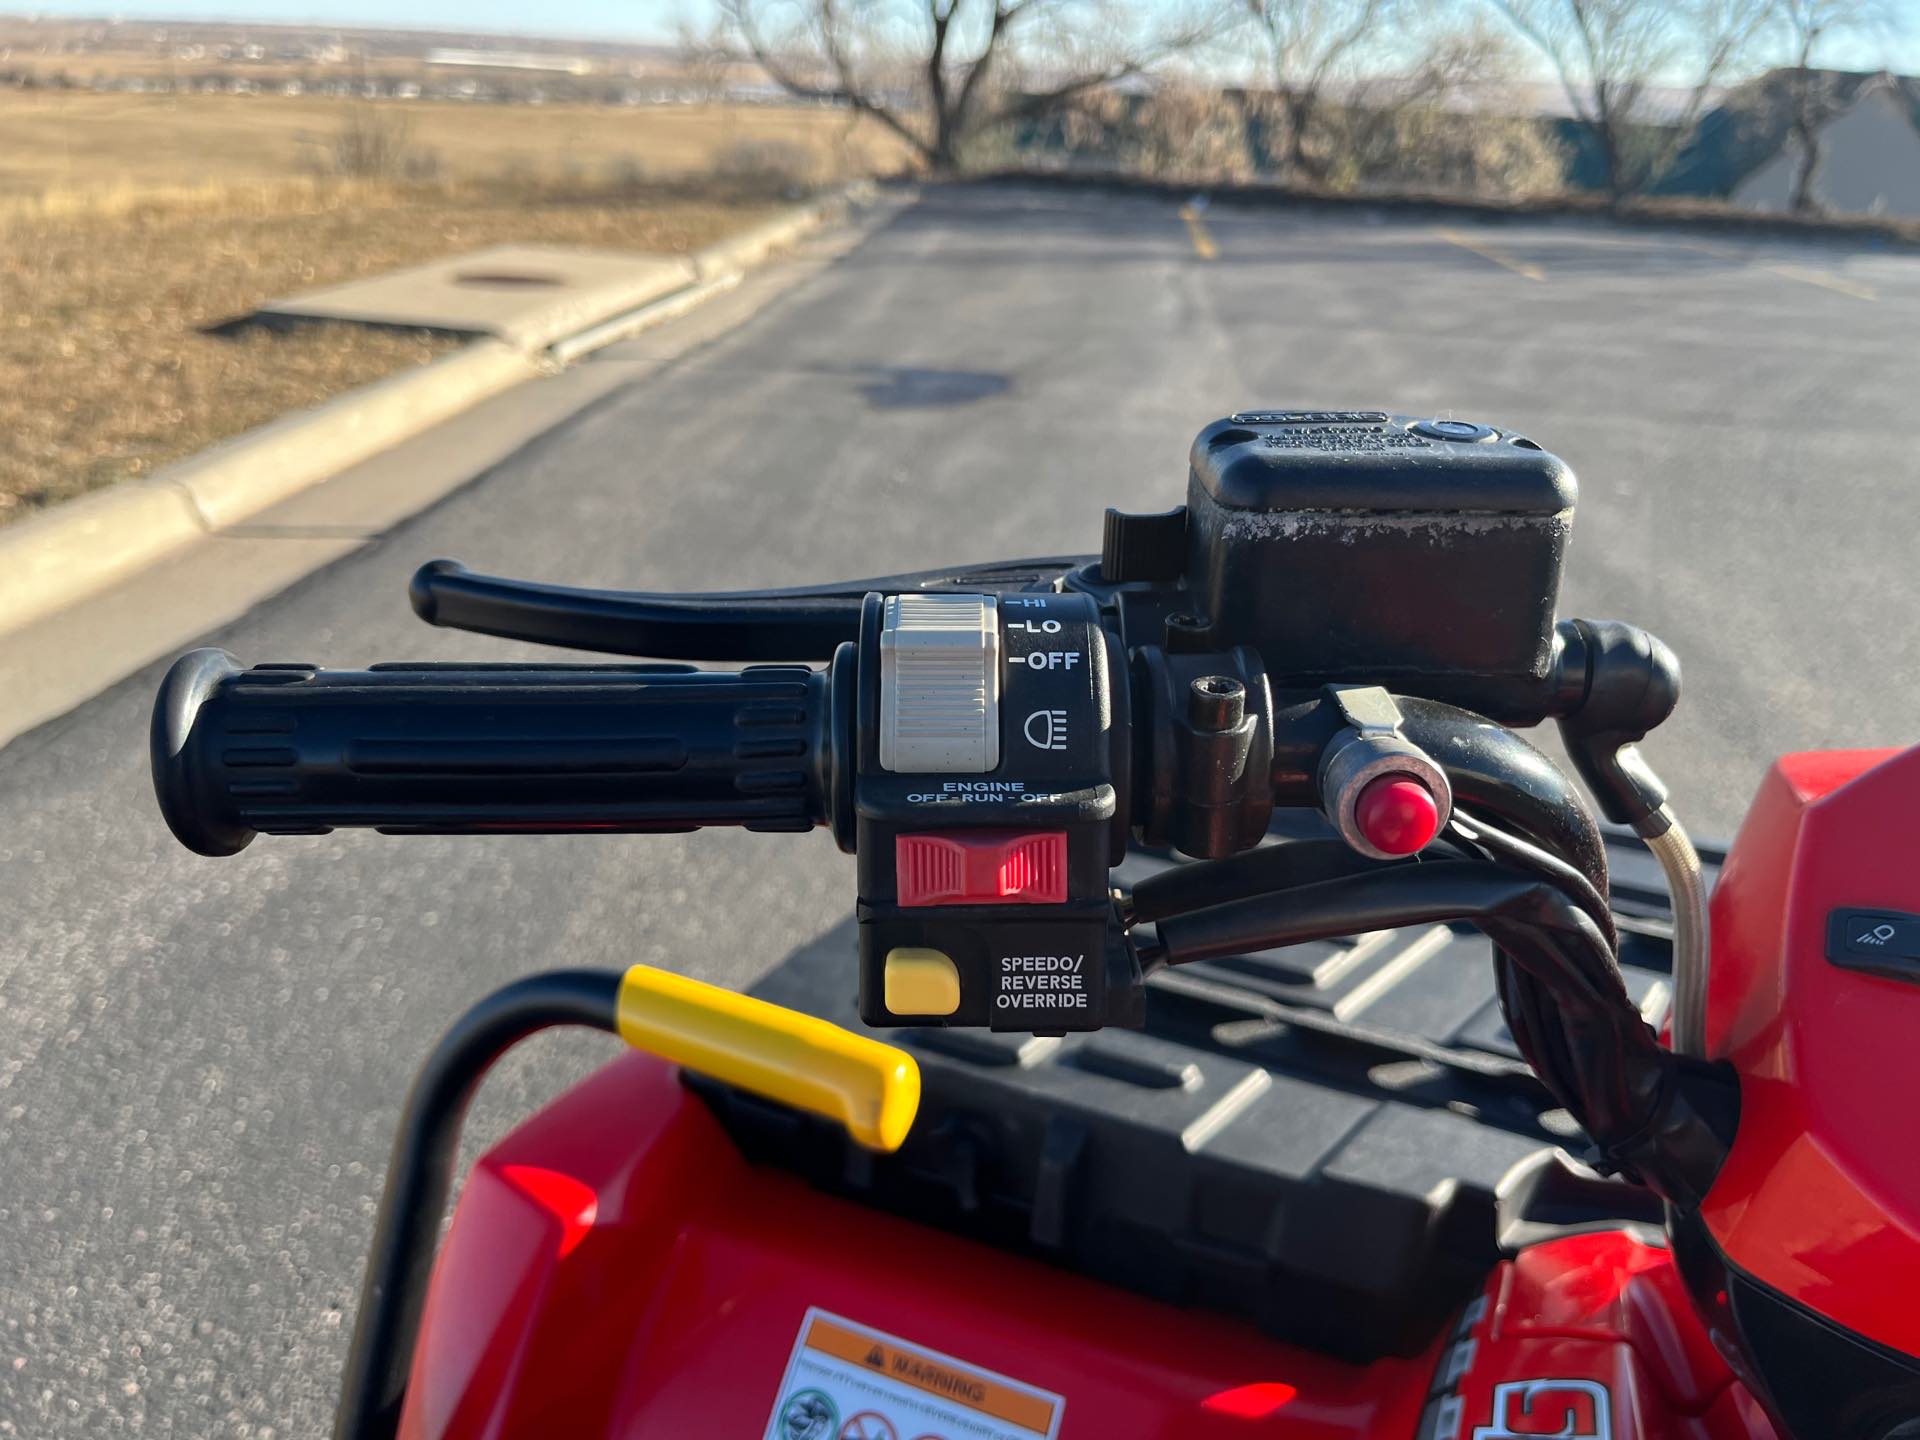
left=1024, top=710, right=1068, bottom=750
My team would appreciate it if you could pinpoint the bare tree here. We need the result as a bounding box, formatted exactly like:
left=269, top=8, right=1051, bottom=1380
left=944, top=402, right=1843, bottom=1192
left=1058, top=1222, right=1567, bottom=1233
left=1495, top=0, right=1773, bottom=201
left=719, top=0, right=1228, bottom=171
left=1774, top=0, right=1896, bottom=212
left=675, top=17, right=738, bottom=104
left=1241, top=0, right=1402, bottom=182
left=1330, top=19, right=1567, bottom=195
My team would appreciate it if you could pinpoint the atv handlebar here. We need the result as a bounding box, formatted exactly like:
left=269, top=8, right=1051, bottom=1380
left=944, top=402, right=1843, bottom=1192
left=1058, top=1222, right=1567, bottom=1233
left=147, top=412, right=1724, bottom=1208
left=150, top=649, right=836, bottom=857
left=147, top=414, right=1749, bottom=1440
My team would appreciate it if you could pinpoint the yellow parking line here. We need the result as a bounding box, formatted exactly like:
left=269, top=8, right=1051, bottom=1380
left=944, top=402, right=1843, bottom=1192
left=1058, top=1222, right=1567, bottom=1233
left=1178, top=204, right=1218, bottom=260
left=1761, top=263, right=1875, bottom=301
left=1667, top=239, right=1876, bottom=301
left=1434, top=226, right=1545, bottom=281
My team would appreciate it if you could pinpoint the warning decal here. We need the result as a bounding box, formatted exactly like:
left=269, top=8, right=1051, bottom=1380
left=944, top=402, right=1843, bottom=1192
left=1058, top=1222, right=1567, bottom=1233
left=764, top=1308, right=1064, bottom=1440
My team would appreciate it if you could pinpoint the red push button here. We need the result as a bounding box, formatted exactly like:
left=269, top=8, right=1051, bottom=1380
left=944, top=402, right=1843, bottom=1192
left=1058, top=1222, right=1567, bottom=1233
left=896, top=831, right=1068, bottom=907
left=1354, top=776, right=1440, bottom=856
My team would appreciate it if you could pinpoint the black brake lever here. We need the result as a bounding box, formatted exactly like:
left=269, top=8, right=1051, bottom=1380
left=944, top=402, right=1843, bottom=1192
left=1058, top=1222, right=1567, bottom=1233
left=409, top=556, right=1091, bottom=661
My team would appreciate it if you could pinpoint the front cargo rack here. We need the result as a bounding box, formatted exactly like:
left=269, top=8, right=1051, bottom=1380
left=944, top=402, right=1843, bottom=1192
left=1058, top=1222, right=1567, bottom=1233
left=693, top=823, right=1711, bottom=1361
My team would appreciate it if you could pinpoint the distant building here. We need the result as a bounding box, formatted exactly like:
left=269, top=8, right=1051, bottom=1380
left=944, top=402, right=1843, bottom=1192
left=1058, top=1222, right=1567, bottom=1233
left=424, top=48, right=592, bottom=76
left=1660, top=69, right=1920, bottom=217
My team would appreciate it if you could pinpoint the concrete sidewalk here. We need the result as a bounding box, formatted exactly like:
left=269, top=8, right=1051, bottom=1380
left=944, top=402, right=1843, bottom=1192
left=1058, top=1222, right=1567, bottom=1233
left=0, top=185, right=880, bottom=647
left=0, top=185, right=905, bottom=748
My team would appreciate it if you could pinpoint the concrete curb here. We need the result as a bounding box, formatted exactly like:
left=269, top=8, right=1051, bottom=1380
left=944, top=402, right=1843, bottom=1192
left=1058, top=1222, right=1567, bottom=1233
left=171, top=339, right=539, bottom=532
left=0, top=341, right=539, bottom=635
left=971, top=169, right=1920, bottom=250
left=694, top=181, right=875, bottom=282
left=543, top=183, right=884, bottom=366
left=548, top=270, right=743, bottom=366
left=0, top=183, right=873, bottom=639
left=0, top=485, right=206, bottom=639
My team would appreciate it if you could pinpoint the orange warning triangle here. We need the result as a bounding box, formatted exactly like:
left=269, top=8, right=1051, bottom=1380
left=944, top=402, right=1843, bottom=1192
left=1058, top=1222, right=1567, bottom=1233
left=865, top=1345, right=886, bottom=1367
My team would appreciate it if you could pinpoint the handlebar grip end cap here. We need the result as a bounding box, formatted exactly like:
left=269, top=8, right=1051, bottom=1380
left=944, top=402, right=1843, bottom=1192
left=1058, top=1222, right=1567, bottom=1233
left=151, top=648, right=255, bottom=857
left=408, top=558, right=468, bottom=626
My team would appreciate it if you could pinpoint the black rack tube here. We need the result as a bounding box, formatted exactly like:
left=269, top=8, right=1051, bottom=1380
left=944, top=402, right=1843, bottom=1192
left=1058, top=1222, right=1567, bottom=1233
left=333, top=969, right=623, bottom=1440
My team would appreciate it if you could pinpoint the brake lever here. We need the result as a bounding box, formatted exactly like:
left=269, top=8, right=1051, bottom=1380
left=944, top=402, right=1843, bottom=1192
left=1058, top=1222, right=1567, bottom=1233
left=409, top=556, right=1091, bottom=660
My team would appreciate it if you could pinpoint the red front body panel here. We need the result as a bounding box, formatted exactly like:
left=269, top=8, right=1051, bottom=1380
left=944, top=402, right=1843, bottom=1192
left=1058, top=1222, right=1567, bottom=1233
left=1437, top=1232, right=1776, bottom=1440
left=397, top=1051, right=1774, bottom=1440
left=1702, top=745, right=1920, bottom=1360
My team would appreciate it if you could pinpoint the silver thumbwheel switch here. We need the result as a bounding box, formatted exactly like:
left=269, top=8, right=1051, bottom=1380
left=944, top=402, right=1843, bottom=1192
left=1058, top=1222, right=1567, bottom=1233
left=878, top=593, right=1001, bottom=773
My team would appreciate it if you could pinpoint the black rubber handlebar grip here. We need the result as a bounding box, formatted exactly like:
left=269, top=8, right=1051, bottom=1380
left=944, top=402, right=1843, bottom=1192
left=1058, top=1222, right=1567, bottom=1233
left=151, top=649, right=834, bottom=857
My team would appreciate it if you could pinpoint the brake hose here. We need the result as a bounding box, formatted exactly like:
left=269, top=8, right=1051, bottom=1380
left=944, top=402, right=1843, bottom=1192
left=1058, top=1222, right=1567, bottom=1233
left=1640, top=805, right=1710, bottom=1057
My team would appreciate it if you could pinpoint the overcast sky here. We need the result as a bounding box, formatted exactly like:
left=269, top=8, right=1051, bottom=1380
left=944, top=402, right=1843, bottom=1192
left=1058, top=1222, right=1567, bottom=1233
left=11, top=0, right=1919, bottom=71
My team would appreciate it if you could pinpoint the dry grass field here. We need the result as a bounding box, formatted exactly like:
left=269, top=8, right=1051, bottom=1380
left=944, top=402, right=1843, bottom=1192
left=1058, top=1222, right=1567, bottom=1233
left=0, top=94, right=913, bottom=524
left=0, top=92, right=909, bottom=199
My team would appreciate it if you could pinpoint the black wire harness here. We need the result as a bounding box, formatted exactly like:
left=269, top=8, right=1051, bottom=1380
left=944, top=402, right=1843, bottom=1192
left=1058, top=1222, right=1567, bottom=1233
left=1136, top=838, right=1735, bottom=1208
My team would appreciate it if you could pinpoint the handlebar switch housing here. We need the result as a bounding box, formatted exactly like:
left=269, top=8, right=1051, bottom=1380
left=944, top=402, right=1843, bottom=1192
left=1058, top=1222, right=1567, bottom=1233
left=853, top=590, right=1136, bottom=1032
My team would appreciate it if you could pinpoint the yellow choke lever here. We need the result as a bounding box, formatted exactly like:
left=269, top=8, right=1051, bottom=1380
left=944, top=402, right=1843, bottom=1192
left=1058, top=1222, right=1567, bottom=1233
left=614, top=964, right=921, bottom=1152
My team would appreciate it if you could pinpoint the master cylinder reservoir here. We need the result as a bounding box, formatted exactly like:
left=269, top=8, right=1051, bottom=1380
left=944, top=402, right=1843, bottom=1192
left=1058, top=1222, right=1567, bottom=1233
left=1184, top=411, right=1576, bottom=689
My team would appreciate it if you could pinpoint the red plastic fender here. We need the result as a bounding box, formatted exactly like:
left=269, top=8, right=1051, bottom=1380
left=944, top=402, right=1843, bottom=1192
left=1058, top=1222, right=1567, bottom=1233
left=397, top=1053, right=1776, bottom=1440
left=399, top=1051, right=1440, bottom=1438
left=1700, top=746, right=1920, bottom=1359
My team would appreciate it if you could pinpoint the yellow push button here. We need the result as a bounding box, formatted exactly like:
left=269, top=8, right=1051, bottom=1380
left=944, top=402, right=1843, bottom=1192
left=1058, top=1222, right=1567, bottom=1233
left=885, top=947, right=961, bottom=1016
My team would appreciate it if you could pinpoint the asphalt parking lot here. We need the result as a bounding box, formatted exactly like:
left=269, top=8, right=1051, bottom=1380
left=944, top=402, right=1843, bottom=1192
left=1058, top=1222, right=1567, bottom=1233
left=0, top=182, right=1915, bottom=1435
